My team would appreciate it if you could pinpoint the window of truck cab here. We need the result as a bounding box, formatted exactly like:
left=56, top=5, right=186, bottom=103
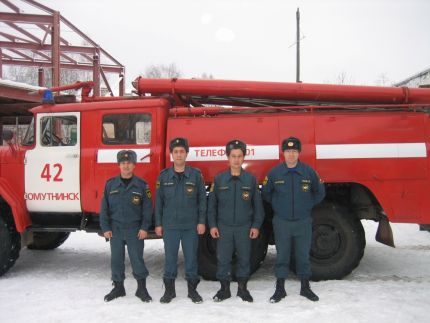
left=102, top=113, right=152, bottom=145
left=22, top=117, right=35, bottom=146
left=39, top=115, right=77, bottom=147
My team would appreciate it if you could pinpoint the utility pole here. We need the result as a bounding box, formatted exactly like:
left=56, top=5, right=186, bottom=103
left=296, top=7, right=301, bottom=83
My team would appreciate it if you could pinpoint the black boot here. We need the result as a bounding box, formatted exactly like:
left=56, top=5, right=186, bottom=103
left=187, top=279, right=203, bottom=304
left=160, top=278, right=176, bottom=303
left=135, top=278, right=152, bottom=302
left=300, top=279, right=319, bottom=302
left=104, top=281, right=126, bottom=302
left=269, top=278, right=287, bottom=303
left=213, top=280, right=231, bottom=302
left=237, top=278, right=253, bottom=302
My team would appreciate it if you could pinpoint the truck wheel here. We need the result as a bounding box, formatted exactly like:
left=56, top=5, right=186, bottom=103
left=310, top=204, right=365, bottom=281
left=27, top=232, right=70, bottom=250
left=0, top=216, right=21, bottom=277
left=198, top=229, right=268, bottom=280
left=197, top=232, right=218, bottom=280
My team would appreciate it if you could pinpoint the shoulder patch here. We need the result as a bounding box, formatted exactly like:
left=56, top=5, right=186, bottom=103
left=210, top=183, right=215, bottom=192
left=263, top=176, right=268, bottom=186
left=146, top=189, right=152, bottom=199
left=156, top=180, right=160, bottom=189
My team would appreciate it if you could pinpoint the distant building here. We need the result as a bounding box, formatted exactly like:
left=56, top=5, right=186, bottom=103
left=394, top=67, right=430, bottom=88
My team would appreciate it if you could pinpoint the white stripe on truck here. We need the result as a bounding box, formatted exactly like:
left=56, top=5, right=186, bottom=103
left=181, top=145, right=280, bottom=162
left=102, top=143, right=427, bottom=163
left=315, top=143, right=427, bottom=159
left=97, top=149, right=151, bottom=163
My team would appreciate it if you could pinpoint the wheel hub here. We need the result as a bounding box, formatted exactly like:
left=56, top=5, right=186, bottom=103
left=311, top=224, right=341, bottom=259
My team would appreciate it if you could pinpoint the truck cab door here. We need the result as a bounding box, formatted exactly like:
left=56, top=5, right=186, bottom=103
left=25, top=112, right=81, bottom=212
left=86, top=111, right=158, bottom=213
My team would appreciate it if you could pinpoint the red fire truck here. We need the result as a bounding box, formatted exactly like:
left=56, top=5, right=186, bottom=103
left=1, top=77, right=430, bottom=280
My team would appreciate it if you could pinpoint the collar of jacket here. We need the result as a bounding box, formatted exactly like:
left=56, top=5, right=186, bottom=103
left=166, top=165, right=191, bottom=179
left=282, top=161, right=304, bottom=175
left=110, top=175, right=140, bottom=190
left=226, top=168, right=246, bottom=182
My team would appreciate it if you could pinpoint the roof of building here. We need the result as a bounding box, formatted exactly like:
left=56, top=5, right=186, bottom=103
left=0, top=79, right=43, bottom=116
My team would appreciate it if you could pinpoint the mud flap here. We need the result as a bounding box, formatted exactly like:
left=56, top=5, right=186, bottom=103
left=375, top=216, right=395, bottom=247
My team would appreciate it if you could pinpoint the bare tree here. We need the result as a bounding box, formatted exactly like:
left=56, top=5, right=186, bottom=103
left=375, top=73, right=391, bottom=86
left=336, top=71, right=349, bottom=85
left=196, top=72, right=214, bottom=79
left=3, top=65, right=38, bottom=85
left=144, top=63, right=182, bottom=78
left=3, top=44, right=95, bottom=88
left=45, top=69, right=91, bottom=87
left=4, top=65, right=91, bottom=88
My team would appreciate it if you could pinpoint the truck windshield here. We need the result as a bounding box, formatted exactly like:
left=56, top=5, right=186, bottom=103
left=21, top=118, right=35, bottom=146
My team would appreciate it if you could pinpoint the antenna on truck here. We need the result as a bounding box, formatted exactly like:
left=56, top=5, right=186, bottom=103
left=296, top=7, right=301, bottom=83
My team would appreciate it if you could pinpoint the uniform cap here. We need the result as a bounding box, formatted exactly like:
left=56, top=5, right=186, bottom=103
left=169, top=137, right=189, bottom=153
left=226, top=139, right=247, bottom=156
left=117, top=150, right=137, bottom=163
left=282, top=137, right=301, bottom=152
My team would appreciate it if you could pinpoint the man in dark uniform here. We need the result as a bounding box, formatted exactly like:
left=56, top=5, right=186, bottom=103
left=100, top=150, right=153, bottom=302
left=262, top=137, right=325, bottom=303
left=207, top=140, right=265, bottom=302
left=155, top=137, right=207, bottom=304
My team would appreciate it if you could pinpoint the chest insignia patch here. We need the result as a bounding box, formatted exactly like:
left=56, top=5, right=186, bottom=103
left=132, top=195, right=141, bottom=205
left=302, top=183, right=310, bottom=192
left=242, top=190, right=250, bottom=200
left=186, top=186, right=195, bottom=195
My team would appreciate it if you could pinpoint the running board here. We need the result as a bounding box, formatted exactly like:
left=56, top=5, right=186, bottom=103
left=26, top=226, right=78, bottom=232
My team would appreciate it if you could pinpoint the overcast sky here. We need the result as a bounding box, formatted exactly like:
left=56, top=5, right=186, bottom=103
left=29, top=0, right=430, bottom=87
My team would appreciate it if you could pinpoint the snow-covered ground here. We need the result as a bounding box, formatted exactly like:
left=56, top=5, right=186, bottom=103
left=0, top=222, right=429, bottom=323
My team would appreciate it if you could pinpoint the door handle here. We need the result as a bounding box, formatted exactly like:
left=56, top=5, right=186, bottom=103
left=66, top=153, right=79, bottom=158
left=140, top=152, right=153, bottom=162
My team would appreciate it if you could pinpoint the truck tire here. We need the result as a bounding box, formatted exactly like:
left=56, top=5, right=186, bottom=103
left=310, top=203, right=365, bottom=281
left=0, top=215, right=21, bottom=277
left=27, top=232, right=70, bottom=250
left=198, top=229, right=268, bottom=281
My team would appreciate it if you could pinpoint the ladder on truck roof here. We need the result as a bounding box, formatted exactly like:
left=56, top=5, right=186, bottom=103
left=37, top=78, right=430, bottom=114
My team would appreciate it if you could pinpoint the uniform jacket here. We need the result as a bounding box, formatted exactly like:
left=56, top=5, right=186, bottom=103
left=100, top=176, right=153, bottom=232
left=262, top=161, right=325, bottom=220
left=207, top=169, right=264, bottom=229
left=155, top=165, right=207, bottom=230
